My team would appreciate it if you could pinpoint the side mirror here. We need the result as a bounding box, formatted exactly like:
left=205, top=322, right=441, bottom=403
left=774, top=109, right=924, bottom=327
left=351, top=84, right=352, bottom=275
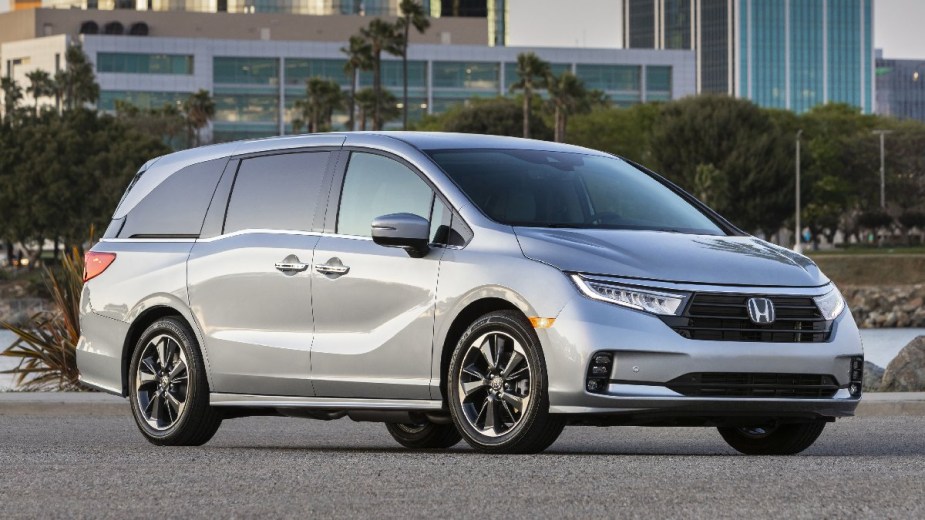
left=371, top=213, right=430, bottom=258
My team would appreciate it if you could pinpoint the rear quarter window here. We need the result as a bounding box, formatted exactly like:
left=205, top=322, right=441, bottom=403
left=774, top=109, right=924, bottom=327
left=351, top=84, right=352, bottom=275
left=118, top=158, right=227, bottom=238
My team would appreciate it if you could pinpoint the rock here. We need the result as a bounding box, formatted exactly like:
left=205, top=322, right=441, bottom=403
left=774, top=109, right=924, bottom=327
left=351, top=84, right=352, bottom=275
left=881, top=336, right=925, bottom=392
left=862, top=361, right=885, bottom=391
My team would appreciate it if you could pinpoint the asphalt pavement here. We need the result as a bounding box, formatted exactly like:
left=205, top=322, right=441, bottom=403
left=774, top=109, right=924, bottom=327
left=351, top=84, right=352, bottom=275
left=1, top=402, right=924, bottom=518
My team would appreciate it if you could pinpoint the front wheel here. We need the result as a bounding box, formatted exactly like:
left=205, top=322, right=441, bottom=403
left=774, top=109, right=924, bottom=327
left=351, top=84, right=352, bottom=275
left=718, top=420, right=826, bottom=455
left=385, top=421, right=461, bottom=449
left=447, top=310, right=565, bottom=454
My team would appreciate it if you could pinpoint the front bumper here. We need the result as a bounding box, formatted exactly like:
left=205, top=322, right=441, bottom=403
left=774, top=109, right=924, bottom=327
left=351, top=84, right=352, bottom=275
left=541, top=289, right=863, bottom=420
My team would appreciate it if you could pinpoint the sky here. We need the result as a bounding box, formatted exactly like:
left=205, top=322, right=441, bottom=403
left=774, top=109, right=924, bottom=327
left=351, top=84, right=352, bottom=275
left=507, top=0, right=925, bottom=60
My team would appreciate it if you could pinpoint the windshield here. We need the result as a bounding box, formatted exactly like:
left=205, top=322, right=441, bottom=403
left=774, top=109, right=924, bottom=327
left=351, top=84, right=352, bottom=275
left=427, top=149, right=726, bottom=235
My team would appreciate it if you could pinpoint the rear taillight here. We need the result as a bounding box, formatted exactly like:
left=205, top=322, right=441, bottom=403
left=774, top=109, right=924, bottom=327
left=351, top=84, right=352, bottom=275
left=84, top=252, right=116, bottom=282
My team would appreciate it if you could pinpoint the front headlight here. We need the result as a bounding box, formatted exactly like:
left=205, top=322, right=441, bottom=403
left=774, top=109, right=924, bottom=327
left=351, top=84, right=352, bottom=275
left=571, top=274, right=688, bottom=316
left=814, top=287, right=846, bottom=320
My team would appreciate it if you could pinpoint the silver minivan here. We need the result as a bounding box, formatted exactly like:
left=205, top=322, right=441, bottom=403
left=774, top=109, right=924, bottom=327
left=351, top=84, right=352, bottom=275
left=77, top=133, right=863, bottom=454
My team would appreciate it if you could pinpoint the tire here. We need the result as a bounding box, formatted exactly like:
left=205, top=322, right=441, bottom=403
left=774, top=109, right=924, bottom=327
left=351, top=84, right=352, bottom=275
left=385, top=421, right=462, bottom=449
left=447, top=310, right=565, bottom=454
left=718, top=420, right=826, bottom=455
left=128, top=317, right=222, bottom=446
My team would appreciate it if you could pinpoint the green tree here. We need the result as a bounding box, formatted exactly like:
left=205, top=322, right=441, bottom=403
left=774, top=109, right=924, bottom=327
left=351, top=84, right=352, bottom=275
left=183, top=89, right=215, bottom=147
left=354, top=87, right=399, bottom=131
left=293, top=78, right=345, bottom=133
left=546, top=71, right=602, bottom=142
left=341, top=35, right=372, bottom=131
left=57, top=45, right=100, bottom=111
left=25, top=69, right=55, bottom=116
left=509, top=52, right=551, bottom=139
left=415, top=97, right=553, bottom=140
left=567, top=102, right=663, bottom=164
left=115, top=100, right=186, bottom=149
left=360, top=18, right=402, bottom=130
left=649, top=95, right=793, bottom=235
left=1, top=76, right=23, bottom=123
left=397, top=0, right=430, bottom=130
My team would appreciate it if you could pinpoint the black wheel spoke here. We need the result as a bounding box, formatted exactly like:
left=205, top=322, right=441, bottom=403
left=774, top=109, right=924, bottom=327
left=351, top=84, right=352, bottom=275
left=458, top=331, right=532, bottom=439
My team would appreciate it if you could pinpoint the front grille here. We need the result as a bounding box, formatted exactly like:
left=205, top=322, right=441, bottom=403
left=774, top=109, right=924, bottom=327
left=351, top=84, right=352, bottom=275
left=667, top=372, right=840, bottom=398
left=661, top=293, right=831, bottom=342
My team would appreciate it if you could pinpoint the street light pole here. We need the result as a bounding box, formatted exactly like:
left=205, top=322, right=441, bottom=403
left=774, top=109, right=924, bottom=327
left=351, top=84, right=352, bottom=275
left=795, top=129, right=803, bottom=254
left=871, top=129, right=891, bottom=209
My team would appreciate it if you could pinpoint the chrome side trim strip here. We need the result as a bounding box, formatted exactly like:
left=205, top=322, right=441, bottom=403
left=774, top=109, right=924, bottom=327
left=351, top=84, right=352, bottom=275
left=210, top=393, right=444, bottom=410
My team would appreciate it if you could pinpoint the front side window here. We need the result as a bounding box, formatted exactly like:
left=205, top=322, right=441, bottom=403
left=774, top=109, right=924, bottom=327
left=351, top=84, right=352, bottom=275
left=427, top=149, right=725, bottom=235
left=224, top=152, right=330, bottom=233
left=337, top=153, right=434, bottom=237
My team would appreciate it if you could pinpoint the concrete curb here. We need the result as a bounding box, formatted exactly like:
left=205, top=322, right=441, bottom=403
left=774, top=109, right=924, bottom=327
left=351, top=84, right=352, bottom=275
left=1, top=392, right=924, bottom=417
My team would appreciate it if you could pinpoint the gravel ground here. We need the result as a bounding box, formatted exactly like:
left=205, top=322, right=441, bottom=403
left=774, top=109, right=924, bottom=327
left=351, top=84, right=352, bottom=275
left=1, top=413, right=923, bottom=518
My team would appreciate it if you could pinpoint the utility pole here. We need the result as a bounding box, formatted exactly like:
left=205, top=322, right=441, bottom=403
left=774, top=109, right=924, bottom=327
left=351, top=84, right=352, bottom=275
left=795, top=129, right=803, bottom=253
left=871, top=130, right=892, bottom=209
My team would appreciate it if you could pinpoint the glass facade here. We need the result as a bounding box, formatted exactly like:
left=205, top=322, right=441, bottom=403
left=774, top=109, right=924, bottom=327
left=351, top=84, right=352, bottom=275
left=99, top=90, right=190, bottom=111
left=626, top=0, right=656, bottom=49
left=699, top=0, right=730, bottom=94
left=646, top=65, right=672, bottom=101
left=97, top=53, right=194, bottom=75
left=575, top=64, right=642, bottom=106
left=740, top=0, right=873, bottom=113
left=200, top=55, right=674, bottom=141
left=876, top=59, right=925, bottom=124
left=663, top=0, right=692, bottom=50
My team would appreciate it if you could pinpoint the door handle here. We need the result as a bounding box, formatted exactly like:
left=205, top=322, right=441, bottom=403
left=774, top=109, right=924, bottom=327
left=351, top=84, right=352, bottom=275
left=275, top=262, right=309, bottom=273
left=315, top=264, right=349, bottom=275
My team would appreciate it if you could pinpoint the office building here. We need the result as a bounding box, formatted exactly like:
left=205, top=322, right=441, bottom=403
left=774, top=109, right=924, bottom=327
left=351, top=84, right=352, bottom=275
left=624, top=0, right=875, bottom=114
left=1, top=8, right=694, bottom=141
left=876, top=57, right=925, bottom=123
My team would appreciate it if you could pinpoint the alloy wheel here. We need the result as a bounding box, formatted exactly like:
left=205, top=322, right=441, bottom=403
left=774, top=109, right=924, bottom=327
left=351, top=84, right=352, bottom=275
left=135, top=334, right=189, bottom=431
left=457, top=331, right=532, bottom=438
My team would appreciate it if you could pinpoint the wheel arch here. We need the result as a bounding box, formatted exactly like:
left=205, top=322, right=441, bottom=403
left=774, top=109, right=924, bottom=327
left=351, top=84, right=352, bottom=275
left=436, top=296, right=529, bottom=405
left=120, top=299, right=208, bottom=397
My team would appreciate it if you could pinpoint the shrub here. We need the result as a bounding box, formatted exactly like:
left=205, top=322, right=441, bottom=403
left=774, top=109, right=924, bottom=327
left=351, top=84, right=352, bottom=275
left=1, top=248, right=83, bottom=390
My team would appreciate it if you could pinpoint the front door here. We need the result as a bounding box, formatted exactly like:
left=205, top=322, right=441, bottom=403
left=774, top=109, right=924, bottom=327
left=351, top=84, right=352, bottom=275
left=310, top=151, right=445, bottom=399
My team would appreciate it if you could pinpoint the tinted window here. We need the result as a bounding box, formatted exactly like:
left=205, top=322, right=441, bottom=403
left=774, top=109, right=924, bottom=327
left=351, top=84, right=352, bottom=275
left=337, top=153, right=434, bottom=237
left=119, top=158, right=225, bottom=238
left=428, top=150, right=725, bottom=235
left=224, top=152, right=330, bottom=233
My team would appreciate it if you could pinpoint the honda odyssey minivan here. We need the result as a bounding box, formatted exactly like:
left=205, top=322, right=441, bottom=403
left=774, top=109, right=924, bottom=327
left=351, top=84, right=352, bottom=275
left=77, top=132, right=863, bottom=454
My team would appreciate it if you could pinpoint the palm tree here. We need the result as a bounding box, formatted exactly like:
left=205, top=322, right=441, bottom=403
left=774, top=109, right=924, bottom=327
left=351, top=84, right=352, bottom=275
left=354, top=87, right=399, bottom=131
left=341, top=35, right=372, bottom=131
left=547, top=71, right=601, bottom=143
left=360, top=18, right=402, bottom=131
left=58, top=45, right=100, bottom=111
left=1, top=76, right=23, bottom=123
left=397, top=0, right=430, bottom=130
left=294, top=78, right=345, bottom=133
left=183, top=89, right=215, bottom=147
left=509, top=52, right=551, bottom=139
left=25, top=70, right=54, bottom=116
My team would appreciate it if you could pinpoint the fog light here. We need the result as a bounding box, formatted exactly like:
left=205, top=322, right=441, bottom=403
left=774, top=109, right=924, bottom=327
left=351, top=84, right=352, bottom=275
left=849, top=383, right=861, bottom=397
left=586, top=352, right=613, bottom=394
left=848, top=355, right=863, bottom=397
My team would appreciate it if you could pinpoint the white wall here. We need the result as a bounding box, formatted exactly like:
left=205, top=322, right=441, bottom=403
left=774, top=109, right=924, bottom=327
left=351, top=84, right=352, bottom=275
left=506, top=0, right=623, bottom=49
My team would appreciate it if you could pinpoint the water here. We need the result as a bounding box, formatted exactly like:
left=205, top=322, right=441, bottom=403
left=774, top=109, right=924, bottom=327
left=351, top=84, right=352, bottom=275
left=860, top=328, right=925, bottom=369
left=0, top=329, right=21, bottom=390
left=1, top=328, right=922, bottom=391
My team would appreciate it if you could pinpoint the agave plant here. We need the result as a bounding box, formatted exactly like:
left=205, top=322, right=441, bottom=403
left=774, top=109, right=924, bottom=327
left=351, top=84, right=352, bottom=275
left=1, top=248, right=84, bottom=390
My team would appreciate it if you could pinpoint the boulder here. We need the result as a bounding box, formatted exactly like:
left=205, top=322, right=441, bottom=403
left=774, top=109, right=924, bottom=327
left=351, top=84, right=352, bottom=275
left=862, top=361, right=885, bottom=392
left=881, top=336, right=925, bottom=392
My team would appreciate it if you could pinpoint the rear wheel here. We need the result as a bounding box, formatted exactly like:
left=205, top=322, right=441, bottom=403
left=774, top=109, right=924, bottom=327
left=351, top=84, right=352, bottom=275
left=129, top=317, right=222, bottom=446
left=447, top=310, right=565, bottom=454
left=385, top=421, right=461, bottom=449
left=718, top=420, right=826, bottom=455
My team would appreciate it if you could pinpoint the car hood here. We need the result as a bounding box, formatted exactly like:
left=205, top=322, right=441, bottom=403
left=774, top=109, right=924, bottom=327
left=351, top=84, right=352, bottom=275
left=514, top=228, right=829, bottom=287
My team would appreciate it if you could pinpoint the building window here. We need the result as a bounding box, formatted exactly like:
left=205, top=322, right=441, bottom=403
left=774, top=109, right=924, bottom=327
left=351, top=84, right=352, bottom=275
left=646, top=66, right=672, bottom=101
left=96, top=53, right=193, bottom=75
left=432, top=61, right=499, bottom=90
left=98, top=90, right=191, bottom=111
left=213, top=57, right=279, bottom=85
left=285, top=58, right=350, bottom=87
